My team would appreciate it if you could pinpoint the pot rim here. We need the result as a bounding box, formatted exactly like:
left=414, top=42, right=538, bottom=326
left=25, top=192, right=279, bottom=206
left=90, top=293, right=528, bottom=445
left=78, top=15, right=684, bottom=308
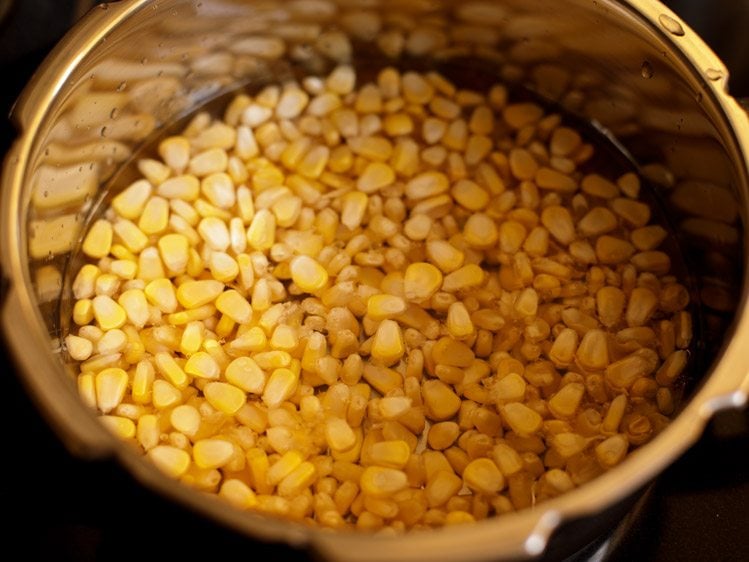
left=2, top=1, right=748, bottom=560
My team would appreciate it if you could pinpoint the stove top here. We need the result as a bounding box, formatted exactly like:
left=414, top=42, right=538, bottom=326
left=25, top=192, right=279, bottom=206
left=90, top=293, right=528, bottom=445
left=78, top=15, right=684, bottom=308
left=1, top=2, right=747, bottom=561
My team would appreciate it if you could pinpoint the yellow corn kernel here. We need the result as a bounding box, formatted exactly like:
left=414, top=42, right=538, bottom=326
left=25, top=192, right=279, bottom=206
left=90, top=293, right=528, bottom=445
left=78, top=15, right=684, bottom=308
left=203, top=381, right=247, bottom=415
left=360, top=466, right=409, bottom=498
left=246, top=209, right=276, bottom=251
left=176, top=279, right=224, bottom=309
left=270, top=325, right=297, bottom=351
left=370, top=319, right=405, bottom=366
left=157, top=233, right=189, bottom=275
left=463, top=213, right=498, bottom=249
left=326, top=417, right=357, bottom=452
left=152, top=379, right=182, bottom=410
left=66, top=335, right=93, bottom=361
left=225, top=357, right=266, bottom=394
left=463, top=458, right=505, bottom=495
left=446, top=302, right=474, bottom=339
left=422, top=380, right=461, bottom=421
left=193, top=438, right=235, bottom=469
left=148, top=445, right=191, bottom=478
left=404, top=262, right=443, bottom=302
left=500, top=402, right=542, bottom=436
left=100, top=415, right=136, bottom=439
left=112, top=179, right=152, bottom=219
left=405, top=171, right=449, bottom=200
left=153, top=351, right=188, bottom=389
left=366, top=294, right=406, bottom=320
left=92, top=295, right=127, bottom=330
left=368, top=440, right=410, bottom=469
left=595, top=434, right=629, bottom=468
left=82, top=219, right=113, bottom=259
left=263, top=368, right=299, bottom=408
left=290, top=255, right=329, bottom=293
left=144, top=278, right=178, bottom=313
left=548, top=382, right=585, bottom=419
left=219, top=479, right=258, bottom=509
left=357, top=162, right=395, bottom=193
left=132, top=360, right=154, bottom=404
left=113, top=218, right=149, bottom=253
left=184, top=351, right=221, bottom=380
left=95, top=367, right=128, bottom=413
left=278, top=461, right=316, bottom=497
left=215, top=289, right=252, bottom=324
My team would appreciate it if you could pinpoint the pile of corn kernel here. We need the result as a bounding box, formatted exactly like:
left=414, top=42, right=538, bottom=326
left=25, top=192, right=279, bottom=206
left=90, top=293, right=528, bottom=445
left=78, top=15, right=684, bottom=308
left=67, top=64, right=691, bottom=531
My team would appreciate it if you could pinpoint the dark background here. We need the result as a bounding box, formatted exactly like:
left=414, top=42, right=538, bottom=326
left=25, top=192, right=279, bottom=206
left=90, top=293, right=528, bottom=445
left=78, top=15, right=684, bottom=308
left=1, top=1, right=748, bottom=561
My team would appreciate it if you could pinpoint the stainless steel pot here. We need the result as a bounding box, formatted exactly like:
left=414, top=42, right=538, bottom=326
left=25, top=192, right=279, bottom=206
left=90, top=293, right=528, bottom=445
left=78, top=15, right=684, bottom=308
left=2, top=1, right=748, bottom=560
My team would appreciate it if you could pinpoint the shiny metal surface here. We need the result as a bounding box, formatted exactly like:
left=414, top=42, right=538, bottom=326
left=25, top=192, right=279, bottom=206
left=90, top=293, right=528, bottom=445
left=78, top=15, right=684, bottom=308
left=1, top=1, right=748, bottom=560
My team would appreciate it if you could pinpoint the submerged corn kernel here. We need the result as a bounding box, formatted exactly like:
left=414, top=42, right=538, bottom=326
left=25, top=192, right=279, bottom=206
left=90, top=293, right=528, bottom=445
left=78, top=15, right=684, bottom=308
left=70, top=65, right=687, bottom=530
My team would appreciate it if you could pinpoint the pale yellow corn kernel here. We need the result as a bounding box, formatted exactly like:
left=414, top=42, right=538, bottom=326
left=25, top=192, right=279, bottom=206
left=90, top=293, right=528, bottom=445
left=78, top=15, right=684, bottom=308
left=92, top=295, right=127, bottom=331
left=596, top=236, right=635, bottom=264
left=426, top=470, right=462, bottom=508
left=617, top=172, right=641, bottom=198
left=609, top=198, right=650, bottom=228
left=136, top=247, right=164, bottom=282
left=200, top=172, right=235, bottom=210
left=184, top=351, right=220, bottom=380
left=263, top=368, right=299, bottom=408
left=500, top=402, right=543, bottom=436
left=463, top=213, right=498, bottom=249
left=278, top=461, right=316, bottom=498
left=655, top=350, right=688, bottom=386
left=196, top=216, right=229, bottom=252
left=383, top=113, right=414, bottom=136
left=109, top=260, right=137, bottom=280
left=297, top=145, right=330, bottom=179
left=360, top=466, right=409, bottom=498
left=576, top=329, right=609, bottom=370
left=155, top=235, right=187, bottom=276
left=189, top=148, right=228, bottom=176
left=94, top=274, right=119, bottom=298
left=157, top=175, right=200, bottom=201
left=368, top=440, right=411, bottom=469
left=340, top=191, right=368, bottom=230
left=626, top=287, right=658, bottom=327
left=82, top=219, right=113, bottom=259
left=548, top=383, right=585, bottom=419
left=402, top=214, right=431, bottom=242
left=441, top=264, right=484, bottom=293
left=551, top=432, right=588, bottom=459
left=136, top=196, right=168, bottom=235
left=159, top=135, right=190, bottom=172
left=77, top=373, right=96, bottom=409
left=357, top=162, right=395, bottom=193
left=463, top=458, right=505, bottom=495
left=225, top=357, right=266, bottom=394
left=492, top=443, right=524, bottom=477
left=131, top=360, right=154, bottom=405
left=148, top=445, right=191, bottom=478
left=220, top=479, right=258, bottom=509
left=367, top=294, right=406, bottom=320
left=144, top=278, right=178, bottom=313
left=95, top=367, right=128, bottom=413
left=73, top=264, right=100, bottom=300
left=100, top=415, right=136, bottom=440
left=404, top=262, right=443, bottom=302
left=112, top=179, right=152, bottom=219
left=405, top=171, right=449, bottom=200
left=66, top=334, right=93, bottom=361
left=194, top=438, right=235, bottom=469
left=378, top=397, right=412, bottom=420
left=514, top=288, right=538, bottom=318
left=348, top=136, right=393, bottom=162
left=326, top=64, right=356, bottom=95
left=175, top=280, right=223, bottom=310
left=290, top=255, right=329, bottom=293
left=95, top=329, right=128, bottom=355
left=326, top=417, right=357, bottom=452
left=446, top=302, right=474, bottom=339
left=211, top=290, right=252, bottom=325
left=450, top=180, right=488, bottom=212
left=422, top=117, right=447, bottom=144
left=595, top=434, right=629, bottom=468
left=493, top=372, right=526, bottom=403
left=426, top=241, right=463, bottom=276
left=202, top=381, right=246, bottom=415
left=540, top=205, right=575, bottom=246
left=113, top=218, right=148, bottom=253
left=152, top=379, right=182, bottom=410
left=630, top=225, right=667, bottom=251
left=170, top=404, right=201, bottom=437
left=153, top=351, right=188, bottom=389
left=246, top=209, right=276, bottom=251
left=422, top=380, right=461, bottom=421
left=371, top=319, right=405, bottom=365
left=267, top=450, right=304, bottom=487
left=270, top=325, right=297, bottom=351
left=550, top=126, right=582, bottom=157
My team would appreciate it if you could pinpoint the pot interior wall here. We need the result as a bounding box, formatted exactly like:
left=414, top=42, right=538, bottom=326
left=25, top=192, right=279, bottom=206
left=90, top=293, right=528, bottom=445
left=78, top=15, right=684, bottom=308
left=13, top=0, right=747, bottom=553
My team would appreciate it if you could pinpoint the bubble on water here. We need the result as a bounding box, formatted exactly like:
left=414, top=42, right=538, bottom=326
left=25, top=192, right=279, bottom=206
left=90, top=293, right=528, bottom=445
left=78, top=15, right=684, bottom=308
left=110, top=107, right=119, bottom=119
left=100, top=126, right=107, bottom=138
left=116, top=81, right=127, bottom=92
left=705, top=68, right=724, bottom=81
left=640, top=61, right=654, bottom=79
left=659, top=14, right=685, bottom=37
